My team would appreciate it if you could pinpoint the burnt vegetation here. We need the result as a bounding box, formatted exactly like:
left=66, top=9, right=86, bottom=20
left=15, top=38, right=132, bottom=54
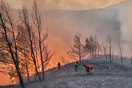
left=0, top=0, right=53, bottom=88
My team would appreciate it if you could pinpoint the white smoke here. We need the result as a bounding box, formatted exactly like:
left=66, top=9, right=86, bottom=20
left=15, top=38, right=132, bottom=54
left=108, top=0, right=132, bottom=57
left=115, top=0, right=132, bottom=42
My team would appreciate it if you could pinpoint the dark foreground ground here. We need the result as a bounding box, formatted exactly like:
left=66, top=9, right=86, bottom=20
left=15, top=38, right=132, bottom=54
left=2, top=58, right=132, bottom=88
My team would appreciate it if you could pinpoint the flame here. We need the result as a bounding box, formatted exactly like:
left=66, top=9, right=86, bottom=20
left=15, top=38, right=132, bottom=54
left=39, top=68, right=42, bottom=72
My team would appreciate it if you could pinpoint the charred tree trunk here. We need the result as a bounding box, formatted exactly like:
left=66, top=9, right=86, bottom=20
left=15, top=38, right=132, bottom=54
left=121, top=53, right=123, bottom=64
left=0, top=13, right=25, bottom=88
left=110, top=42, right=112, bottom=63
left=20, top=8, right=41, bottom=81
left=79, top=44, right=81, bottom=62
left=24, top=53, right=30, bottom=82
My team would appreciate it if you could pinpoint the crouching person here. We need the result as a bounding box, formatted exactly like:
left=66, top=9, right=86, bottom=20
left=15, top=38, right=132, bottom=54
left=83, top=64, right=93, bottom=74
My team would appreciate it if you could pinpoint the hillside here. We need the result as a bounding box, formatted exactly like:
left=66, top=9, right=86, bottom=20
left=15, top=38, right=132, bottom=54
left=1, top=0, right=132, bottom=87
left=29, top=58, right=132, bottom=88
left=2, top=58, right=132, bottom=88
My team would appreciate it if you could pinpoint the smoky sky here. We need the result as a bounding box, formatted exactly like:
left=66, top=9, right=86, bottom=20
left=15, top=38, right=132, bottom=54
left=43, top=9, right=121, bottom=44
left=113, top=0, right=132, bottom=42
left=6, top=0, right=125, bottom=10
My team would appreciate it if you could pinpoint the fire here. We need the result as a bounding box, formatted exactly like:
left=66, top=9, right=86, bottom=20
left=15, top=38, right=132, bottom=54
left=39, top=68, right=42, bottom=72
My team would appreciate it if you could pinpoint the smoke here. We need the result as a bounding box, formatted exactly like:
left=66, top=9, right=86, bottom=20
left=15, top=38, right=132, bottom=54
left=40, top=8, right=122, bottom=66
left=6, top=0, right=125, bottom=10
left=4, top=0, right=23, bottom=9
left=3, top=0, right=130, bottom=72
left=105, top=0, right=132, bottom=57
left=114, top=0, right=132, bottom=42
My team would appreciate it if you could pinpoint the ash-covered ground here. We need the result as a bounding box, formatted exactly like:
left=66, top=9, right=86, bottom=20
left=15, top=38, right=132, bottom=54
left=2, top=58, right=132, bottom=88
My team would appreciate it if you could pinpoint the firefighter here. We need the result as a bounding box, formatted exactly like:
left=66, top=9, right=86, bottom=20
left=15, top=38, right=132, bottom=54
left=58, top=62, right=61, bottom=69
left=74, top=61, right=78, bottom=71
left=83, top=64, right=93, bottom=73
